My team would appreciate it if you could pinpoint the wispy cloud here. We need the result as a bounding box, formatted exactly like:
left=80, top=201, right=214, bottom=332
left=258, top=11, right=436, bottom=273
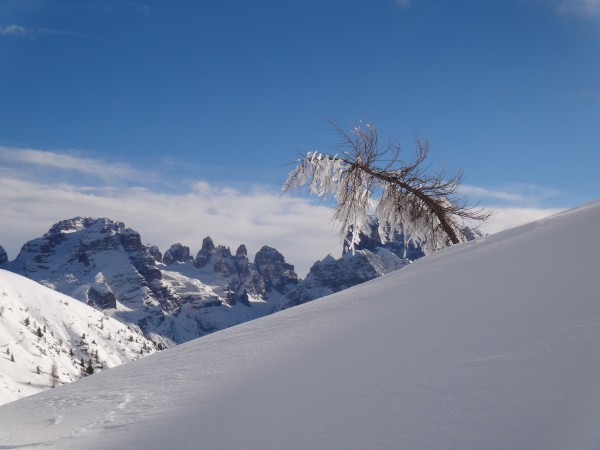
left=0, top=24, right=82, bottom=38
left=518, top=0, right=600, bottom=20
left=0, top=147, right=140, bottom=182
left=394, top=0, right=412, bottom=8
left=0, top=1, right=150, bottom=36
left=462, top=184, right=562, bottom=206
left=556, top=0, right=600, bottom=17
left=128, top=1, right=151, bottom=15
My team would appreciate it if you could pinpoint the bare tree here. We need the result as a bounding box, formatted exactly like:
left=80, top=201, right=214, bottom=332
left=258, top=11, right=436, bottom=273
left=283, top=122, right=490, bottom=253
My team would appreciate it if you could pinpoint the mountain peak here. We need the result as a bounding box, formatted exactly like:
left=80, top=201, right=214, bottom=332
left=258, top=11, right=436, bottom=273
left=48, top=217, right=124, bottom=234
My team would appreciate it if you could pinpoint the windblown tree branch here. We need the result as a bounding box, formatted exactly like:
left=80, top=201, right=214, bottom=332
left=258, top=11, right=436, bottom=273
left=283, top=122, right=491, bottom=253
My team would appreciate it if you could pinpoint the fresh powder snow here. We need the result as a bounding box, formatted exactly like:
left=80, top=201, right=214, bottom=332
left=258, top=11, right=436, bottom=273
left=1, top=200, right=600, bottom=449
left=0, top=270, right=158, bottom=406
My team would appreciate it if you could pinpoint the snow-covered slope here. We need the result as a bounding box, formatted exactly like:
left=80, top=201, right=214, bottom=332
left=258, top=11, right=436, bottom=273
left=0, top=270, right=158, bottom=406
left=2, top=200, right=600, bottom=449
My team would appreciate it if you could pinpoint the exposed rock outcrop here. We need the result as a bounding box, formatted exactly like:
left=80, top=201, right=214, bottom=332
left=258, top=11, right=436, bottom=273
left=193, top=237, right=215, bottom=269
left=0, top=245, right=7, bottom=266
left=146, top=245, right=163, bottom=264
left=254, top=246, right=298, bottom=293
left=163, top=243, right=191, bottom=265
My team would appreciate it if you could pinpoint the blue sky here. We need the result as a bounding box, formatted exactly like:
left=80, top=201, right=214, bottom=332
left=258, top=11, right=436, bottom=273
left=0, top=0, right=599, bottom=275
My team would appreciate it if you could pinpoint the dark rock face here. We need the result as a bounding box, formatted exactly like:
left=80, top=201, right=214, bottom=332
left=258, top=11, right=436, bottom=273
left=234, top=245, right=251, bottom=277
left=254, top=246, right=298, bottom=293
left=163, top=243, right=191, bottom=265
left=147, top=245, right=163, bottom=264
left=304, top=253, right=379, bottom=292
left=87, top=286, right=117, bottom=309
left=211, top=246, right=236, bottom=278
left=0, top=245, right=7, bottom=266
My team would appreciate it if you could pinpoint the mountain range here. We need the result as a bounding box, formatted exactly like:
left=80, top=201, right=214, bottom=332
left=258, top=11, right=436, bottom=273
left=0, top=216, right=428, bottom=346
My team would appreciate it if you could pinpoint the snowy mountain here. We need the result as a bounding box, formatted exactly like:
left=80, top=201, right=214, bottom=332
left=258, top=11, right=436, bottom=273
left=1, top=216, right=427, bottom=344
left=0, top=269, right=158, bottom=406
left=1, top=199, right=598, bottom=449
left=2, top=218, right=299, bottom=345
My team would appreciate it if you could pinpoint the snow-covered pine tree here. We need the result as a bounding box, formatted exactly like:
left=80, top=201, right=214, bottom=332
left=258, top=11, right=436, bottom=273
left=283, top=121, right=490, bottom=252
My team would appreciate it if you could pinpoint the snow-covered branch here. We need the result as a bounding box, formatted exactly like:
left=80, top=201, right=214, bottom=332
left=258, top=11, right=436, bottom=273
left=283, top=122, right=490, bottom=253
